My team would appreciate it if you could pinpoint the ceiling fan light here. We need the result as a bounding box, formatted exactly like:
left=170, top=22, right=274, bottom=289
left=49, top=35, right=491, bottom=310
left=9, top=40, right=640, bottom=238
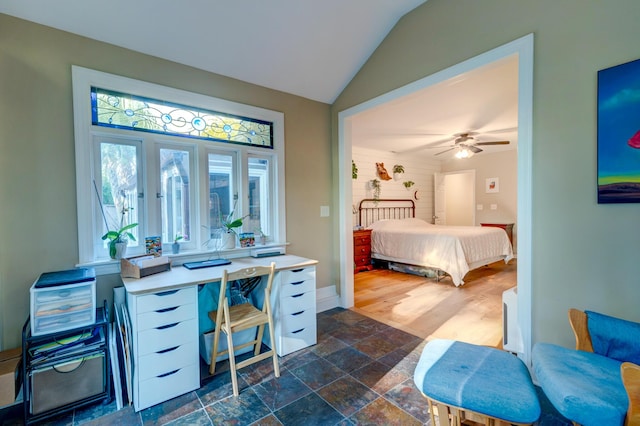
left=455, top=147, right=474, bottom=159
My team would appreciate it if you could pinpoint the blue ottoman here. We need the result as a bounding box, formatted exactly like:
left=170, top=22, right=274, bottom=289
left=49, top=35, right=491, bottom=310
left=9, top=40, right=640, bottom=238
left=414, top=339, right=540, bottom=425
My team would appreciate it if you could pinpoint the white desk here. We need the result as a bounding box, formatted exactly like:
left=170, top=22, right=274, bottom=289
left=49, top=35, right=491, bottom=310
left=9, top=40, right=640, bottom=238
left=121, top=254, right=318, bottom=411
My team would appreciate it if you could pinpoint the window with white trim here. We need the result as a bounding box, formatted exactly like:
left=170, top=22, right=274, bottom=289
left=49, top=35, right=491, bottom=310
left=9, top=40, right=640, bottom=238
left=72, top=66, right=286, bottom=265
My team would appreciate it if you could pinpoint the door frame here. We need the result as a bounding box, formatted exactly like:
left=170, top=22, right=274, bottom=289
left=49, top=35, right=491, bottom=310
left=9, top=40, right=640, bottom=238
left=338, top=34, right=534, bottom=364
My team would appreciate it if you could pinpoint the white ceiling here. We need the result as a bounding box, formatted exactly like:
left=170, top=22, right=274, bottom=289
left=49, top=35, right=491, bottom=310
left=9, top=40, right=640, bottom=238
left=0, top=0, right=426, bottom=104
left=350, top=55, right=519, bottom=159
left=1, top=0, right=518, bottom=159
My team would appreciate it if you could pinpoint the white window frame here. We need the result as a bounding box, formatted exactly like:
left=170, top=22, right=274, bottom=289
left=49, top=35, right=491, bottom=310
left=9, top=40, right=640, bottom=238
left=72, top=66, right=286, bottom=272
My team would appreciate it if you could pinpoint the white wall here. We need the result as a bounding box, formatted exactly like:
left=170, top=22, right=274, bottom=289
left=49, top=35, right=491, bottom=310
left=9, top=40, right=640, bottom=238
left=352, top=146, right=441, bottom=226
left=443, top=150, right=517, bottom=245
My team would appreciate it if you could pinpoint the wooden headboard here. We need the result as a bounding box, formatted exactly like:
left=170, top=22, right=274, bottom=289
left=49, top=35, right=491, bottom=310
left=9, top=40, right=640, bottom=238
left=358, top=199, right=415, bottom=228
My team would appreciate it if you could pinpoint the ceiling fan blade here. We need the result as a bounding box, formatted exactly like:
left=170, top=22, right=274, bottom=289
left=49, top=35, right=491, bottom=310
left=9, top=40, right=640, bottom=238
left=435, top=147, right=455, bottom=156
left=475, top=140, right=510, bottom=146
left=468, top=145, right=483, bottom=153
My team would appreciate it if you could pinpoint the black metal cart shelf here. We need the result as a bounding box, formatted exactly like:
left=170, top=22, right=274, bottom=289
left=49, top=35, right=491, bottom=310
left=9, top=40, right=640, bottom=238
left=21, top=302, right=111, bottom=425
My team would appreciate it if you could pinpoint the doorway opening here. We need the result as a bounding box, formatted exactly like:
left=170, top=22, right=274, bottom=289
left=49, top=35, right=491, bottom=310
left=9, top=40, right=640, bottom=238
left=338, top=34, right=534, bottom=363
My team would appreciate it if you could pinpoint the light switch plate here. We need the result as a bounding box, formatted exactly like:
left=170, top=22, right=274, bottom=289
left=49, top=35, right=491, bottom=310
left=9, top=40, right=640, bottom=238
left=320, top=205, right=330, bottom=217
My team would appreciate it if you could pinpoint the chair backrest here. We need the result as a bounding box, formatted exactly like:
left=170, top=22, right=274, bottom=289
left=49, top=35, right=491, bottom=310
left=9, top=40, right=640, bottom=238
left=622, top=362, right=640, bottom=426
left=220, top=263, right=276, bottom=311
left=568, top=309, right=594, bottom=352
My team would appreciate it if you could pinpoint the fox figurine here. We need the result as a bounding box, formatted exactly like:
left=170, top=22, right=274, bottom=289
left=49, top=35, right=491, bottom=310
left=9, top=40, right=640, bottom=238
left=376, top=162, right=392, bottom=180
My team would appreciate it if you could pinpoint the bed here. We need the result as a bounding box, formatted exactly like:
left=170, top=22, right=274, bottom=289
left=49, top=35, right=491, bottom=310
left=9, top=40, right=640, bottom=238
left=358, top=199, right=514, bottom=286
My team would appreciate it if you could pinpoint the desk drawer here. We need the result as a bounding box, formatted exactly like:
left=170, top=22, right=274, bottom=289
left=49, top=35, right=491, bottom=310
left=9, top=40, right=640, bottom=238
left=279, top=268, right=315, bottom=285
left=280, top=290, right=315, bottom=314
left=281, top=309, right=315, bottom=333
left=280, top=278, right=315, bottom=297
left=137, top=362, right=199, bottom=411
left=137, top=319, right=197, bottom=355
left=137, top=341, right=198, bottom=381
left=137, top=303, right=196, bottom=331
left=136, top=287, right=196, bottom=313
left=278, top=325, right=316, bottom=356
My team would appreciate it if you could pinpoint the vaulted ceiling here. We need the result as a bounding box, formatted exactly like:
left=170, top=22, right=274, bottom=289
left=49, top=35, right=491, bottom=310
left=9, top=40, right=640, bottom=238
left=1, top=0, right=518, bottom=159
left=0, top=0, right=426, bottom=104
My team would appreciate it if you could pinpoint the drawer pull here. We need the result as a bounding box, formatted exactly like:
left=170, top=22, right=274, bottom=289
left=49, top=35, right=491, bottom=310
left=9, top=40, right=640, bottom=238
left=291, top=293, right=304, bottom=298
left=156, top=290, right=179, bottom=297
left=57, top=290, right=71, bottom=298
left=156, top=306, right=178, bottom=313
left=291, top=268, right=304, bottom=273
left=291, top=328, right=305, bottom=334
left=291, top=311, right=305, bottom=316
left=158, top=369, right=179, bottom=378
left=290, top=281, right=305, bottom=286
left=157, top=322, right=179, bottom=330
left=157, top=346, right=179, bottom=354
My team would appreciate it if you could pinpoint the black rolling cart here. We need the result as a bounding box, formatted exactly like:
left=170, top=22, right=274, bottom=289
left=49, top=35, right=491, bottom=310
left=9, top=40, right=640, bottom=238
left=21, top=302, right=111, bottom=424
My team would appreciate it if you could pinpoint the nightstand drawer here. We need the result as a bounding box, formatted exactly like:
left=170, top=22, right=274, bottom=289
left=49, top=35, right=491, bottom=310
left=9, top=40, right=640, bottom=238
left=354, top=245, right=371, bottom=256
left=354, top=235, right=371, bottom=245
left=355, top=256, right=372, bottom=267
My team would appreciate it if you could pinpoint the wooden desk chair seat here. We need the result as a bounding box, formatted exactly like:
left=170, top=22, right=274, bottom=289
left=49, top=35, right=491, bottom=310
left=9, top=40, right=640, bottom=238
left=208, top=262, right=280, bottom=396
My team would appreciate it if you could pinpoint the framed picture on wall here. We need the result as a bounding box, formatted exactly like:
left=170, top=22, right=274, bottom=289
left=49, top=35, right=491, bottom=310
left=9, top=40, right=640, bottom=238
left=486, top=177, right=499, bottom=193
left=597, top=57, right=640, bottom=203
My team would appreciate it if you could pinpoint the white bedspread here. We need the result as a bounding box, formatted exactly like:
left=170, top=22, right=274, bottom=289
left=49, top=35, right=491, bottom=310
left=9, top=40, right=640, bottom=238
left=368, top=218, right=513, bottom=286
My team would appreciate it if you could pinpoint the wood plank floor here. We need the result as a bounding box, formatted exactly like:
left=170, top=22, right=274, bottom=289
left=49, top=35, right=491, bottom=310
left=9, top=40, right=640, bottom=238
left=353, top=259, right=517, bottom=348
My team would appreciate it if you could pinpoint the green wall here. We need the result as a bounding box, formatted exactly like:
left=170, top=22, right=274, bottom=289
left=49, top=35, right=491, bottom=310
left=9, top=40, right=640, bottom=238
left=0, top=14, right=333, bottom=349
left=332, top=0, right=640, bottom=346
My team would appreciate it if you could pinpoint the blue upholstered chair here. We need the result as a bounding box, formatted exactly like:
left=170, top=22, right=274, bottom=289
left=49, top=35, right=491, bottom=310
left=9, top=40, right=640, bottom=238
left=533, top=309, right=640, bottom=426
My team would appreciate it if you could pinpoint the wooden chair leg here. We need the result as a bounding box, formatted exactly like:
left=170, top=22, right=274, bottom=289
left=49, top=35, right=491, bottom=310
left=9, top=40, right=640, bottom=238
left=267, top=318, right=280, bottom=377
left=255, top=323, right=265, bottom=356
left=209, top=326, right=222, bottom=375
left=225, top=328, right=239, bottom=396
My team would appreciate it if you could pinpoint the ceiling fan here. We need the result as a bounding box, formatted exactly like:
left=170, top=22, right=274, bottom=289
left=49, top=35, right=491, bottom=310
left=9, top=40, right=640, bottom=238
left=429, top=131, right=511, bottom=157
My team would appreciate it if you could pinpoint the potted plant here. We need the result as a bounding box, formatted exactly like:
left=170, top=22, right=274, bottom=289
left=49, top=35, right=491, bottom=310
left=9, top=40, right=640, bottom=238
left=221, top=201, right=247, bottom=249
left=392, top=164, right=405, bottom=180
left=95, top=181, right=138, bottom=260
left=255, top=227, right=269, bottom=245
left=102, top=222, right=138, bottom=260
left=352, top=160, right=358, bottom=179
left=403, top=180, right=415, bottom=189
left=172, top=234, right=183, bottom=254
left=370, top=178, right=381, bottom=203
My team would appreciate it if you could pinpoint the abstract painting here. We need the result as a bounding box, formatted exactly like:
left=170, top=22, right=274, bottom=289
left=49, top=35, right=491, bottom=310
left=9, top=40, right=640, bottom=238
left=597, top=58, right=640, bottom=203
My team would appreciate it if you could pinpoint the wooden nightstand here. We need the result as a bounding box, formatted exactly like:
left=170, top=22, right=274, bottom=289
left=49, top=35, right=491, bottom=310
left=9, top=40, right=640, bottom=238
left=353, top=229, right=373, bottom=273
left=481, top=223, right=514, bottom=246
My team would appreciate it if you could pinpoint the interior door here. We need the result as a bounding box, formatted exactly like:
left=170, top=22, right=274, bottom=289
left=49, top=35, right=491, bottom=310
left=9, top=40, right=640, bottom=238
left=433, top=172, right=445, bottom=224
left=434, top=170, right=476, bottom=226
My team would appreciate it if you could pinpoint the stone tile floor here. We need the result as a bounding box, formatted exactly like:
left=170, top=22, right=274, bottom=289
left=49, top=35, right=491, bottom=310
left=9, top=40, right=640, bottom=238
left=1, top=308, right=570, bottom=425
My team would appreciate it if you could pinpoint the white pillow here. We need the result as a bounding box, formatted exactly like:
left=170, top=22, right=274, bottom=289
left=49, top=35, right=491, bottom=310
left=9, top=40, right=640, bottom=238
left=367, top=218, right=429, bottom=230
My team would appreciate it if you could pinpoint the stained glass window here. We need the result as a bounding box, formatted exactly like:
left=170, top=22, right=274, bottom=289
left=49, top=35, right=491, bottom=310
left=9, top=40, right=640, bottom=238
left=91, top=87, right=273, bottom=148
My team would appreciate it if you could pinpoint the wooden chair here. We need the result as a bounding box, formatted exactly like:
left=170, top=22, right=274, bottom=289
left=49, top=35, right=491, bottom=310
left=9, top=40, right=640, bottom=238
left=568, top=309, right=640, bottom=426
left=208, top=262, right=280, bottom=396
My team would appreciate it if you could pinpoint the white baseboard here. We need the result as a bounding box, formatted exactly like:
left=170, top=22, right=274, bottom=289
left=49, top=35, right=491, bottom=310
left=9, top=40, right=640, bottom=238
left=316, top=285, right=340, bottom=313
